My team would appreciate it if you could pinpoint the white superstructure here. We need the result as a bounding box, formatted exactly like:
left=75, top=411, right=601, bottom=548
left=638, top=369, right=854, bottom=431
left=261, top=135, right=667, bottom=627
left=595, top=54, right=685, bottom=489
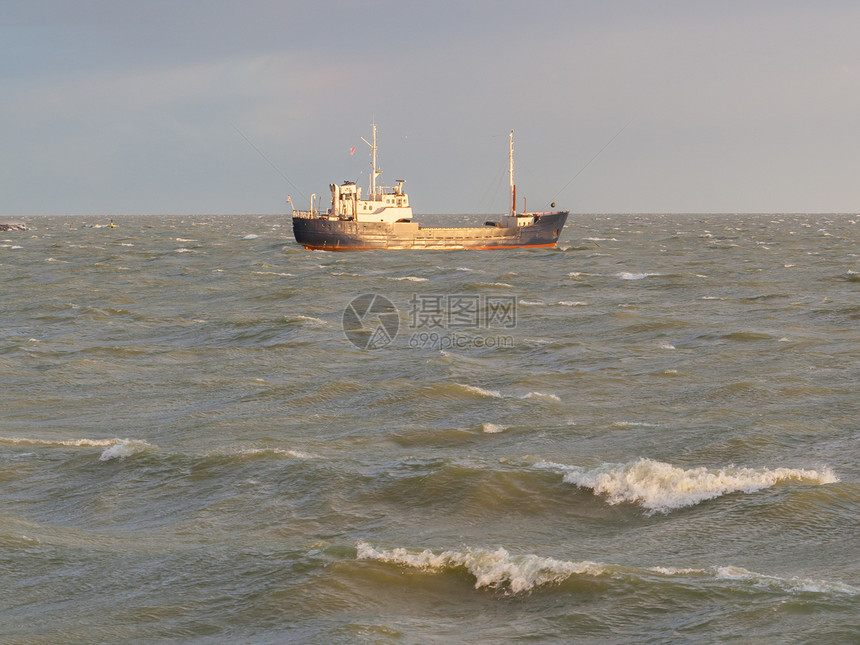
left=323, top=124, right=413, bottom=223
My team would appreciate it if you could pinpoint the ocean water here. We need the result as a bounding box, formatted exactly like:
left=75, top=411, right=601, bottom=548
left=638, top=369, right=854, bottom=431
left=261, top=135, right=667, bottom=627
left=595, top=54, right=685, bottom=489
left=1, top=213, right=857, bottom=644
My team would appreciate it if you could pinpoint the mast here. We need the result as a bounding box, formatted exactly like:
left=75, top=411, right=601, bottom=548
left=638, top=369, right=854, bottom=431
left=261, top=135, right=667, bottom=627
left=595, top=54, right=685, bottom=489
left=371, top=123, right=377, bottom=198
left=361, top=123, right=380, bottom=199
left=509, top=130, right=516, bottom=217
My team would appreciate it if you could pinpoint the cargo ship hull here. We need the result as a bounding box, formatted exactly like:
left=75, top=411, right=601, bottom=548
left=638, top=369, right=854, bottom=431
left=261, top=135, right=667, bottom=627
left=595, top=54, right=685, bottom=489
left=292, top=210, right=568, bottom=250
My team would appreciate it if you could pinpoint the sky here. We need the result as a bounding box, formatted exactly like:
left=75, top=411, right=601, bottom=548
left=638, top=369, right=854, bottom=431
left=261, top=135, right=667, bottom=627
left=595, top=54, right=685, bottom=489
left=2, top=0, right=860, bottom=215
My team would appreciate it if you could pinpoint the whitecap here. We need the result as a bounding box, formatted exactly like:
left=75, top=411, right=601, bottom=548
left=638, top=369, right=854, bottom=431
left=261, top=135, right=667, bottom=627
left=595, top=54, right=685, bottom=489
left=291, top=315, right=328, bottom=327
left=99, top=439, right=153, bottom=461
left=519, top=300, right=544, bottom=306
left=456, top=384, right=502, bottom=398
left=482, top=423, right=506, bottom=434
left=713, top=566, right=859, bottom=595
left=391, top=276, right=428, bottom=282
left=356, top=542, right=606, bottom=594
left=355, top=542, right=858, bottom=597
left=174, top=248, right=194, bottom=253
left=616, top=272, right=658, bottom=280
left=523, top=391, right=561, bottom=402
left=537, top=458, right=838, bottom=513
left=658, top=342, right=676, bottom=350
left=241, top=234, right=259, bottom=240
left=0, top=436, right=119, bottom=448
left=557, top=301, right=589, bottom=307
left=233, top=447, right=319, bottom=459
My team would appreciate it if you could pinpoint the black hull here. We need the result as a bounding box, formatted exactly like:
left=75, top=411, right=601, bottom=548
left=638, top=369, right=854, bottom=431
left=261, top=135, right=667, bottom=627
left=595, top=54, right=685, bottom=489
left=292, top=211, right=568, bottom=250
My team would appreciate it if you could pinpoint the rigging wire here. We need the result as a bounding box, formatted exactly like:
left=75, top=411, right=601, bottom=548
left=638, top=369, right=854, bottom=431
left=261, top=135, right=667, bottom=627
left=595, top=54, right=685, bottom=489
left=548, top=122, right=629, bottom=208
left=231, top=123, right=307, bottom=205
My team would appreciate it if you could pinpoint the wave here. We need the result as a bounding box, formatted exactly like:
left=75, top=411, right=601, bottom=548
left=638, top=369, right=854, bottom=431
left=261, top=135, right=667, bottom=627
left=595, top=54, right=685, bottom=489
left=522, top=391, right=561, bottom=402
left=226, top=447, right=319, bottom=459
left=482, top=423, right=506, bottom=434
left=289, top=315, right=330, bottom=327
left=616, top=272, right=660, bottom=280
left=0, top=436, right=120, bottom=448
left=356, top=543, right=858, bottom=596
left=390, top=276, right=428, bottom=282
left=535, top=458, right=838, bottom=513
left=356, top=542, right=606, bottom=594
left=453, top=384, right=560, bottom=402
left=0, top=435, right=155, bottom=461
left=99, top=439, right=152, bottom=461
left=455, top=383, right=503, bottom=399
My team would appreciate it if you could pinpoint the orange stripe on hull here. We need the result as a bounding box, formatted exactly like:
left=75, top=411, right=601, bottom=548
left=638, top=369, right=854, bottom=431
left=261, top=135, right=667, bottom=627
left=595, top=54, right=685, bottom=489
left=302, top=242, right=558, bottom=251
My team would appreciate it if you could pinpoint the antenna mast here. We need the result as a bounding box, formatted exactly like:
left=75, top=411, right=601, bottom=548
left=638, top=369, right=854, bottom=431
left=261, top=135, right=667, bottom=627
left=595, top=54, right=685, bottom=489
left=360, top=123, right=380, bottom=199
left=509, top=130, right=516, bottom=217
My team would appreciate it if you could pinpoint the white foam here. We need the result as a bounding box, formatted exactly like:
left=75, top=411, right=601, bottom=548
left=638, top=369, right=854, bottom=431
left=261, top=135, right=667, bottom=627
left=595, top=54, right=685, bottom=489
left=391, top=276, right=428, bottom=282
left=356, top=542, right=858, bottom=597
left=616, top=272, right=658, bottom=280
left=356, top=543, right=606, bottom=593
left=713, top=566, right=859, bottom=595
left=1, top=436, right=119, bottom=448
left=99, top=439, right=152, bottom=461
left=557, top=301, right=589, bottom=307
left=174, top=248, right=194, bottom=253
left=241, top=234, right=259, bottom=240
left=253, top=271, right=294, bottom=277
left=538, top=458, right=838, bottom=513
left=519, top=299, right=544, bottom=306
left=522, top=391, right=561, bottom=402
left=292, top=315, right=328, bottom=326
left=658, top=342, right=676, bottom=350
left=648, top=566, right=706, bottom=576
left=457, top=384, right=502, bottom=398
left=482, top=423, right=506, bottom=434
left=234, top=447, right=318, bottom=459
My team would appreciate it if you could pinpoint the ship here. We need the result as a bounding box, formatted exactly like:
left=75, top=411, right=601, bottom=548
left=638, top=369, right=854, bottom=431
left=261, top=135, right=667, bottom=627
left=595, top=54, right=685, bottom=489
left=291, top=126, right=568, bottom=250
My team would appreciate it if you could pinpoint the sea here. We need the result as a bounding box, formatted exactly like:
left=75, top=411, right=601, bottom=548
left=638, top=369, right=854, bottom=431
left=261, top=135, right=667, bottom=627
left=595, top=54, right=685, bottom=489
left=1, top=213, right=857, bottom=644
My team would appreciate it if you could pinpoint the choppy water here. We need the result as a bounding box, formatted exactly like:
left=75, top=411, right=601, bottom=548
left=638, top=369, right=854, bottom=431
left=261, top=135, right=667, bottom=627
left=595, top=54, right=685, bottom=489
left=1, top=213, right=858, bottom=644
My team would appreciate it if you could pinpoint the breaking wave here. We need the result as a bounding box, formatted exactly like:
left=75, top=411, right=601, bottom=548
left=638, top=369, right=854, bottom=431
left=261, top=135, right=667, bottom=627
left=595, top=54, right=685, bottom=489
left=1, top=435, right=155, bottom=461
left=356, top=542, right=606, bottom=593
left=356, top=543, right=859, bottom=596
left=536, top=458, right=838, bottom=513
left=455, top=384, right=503, bottom=399
left=98, top=439, right=153, bottom=461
